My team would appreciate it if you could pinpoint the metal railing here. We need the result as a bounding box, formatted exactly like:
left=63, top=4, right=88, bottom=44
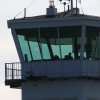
left=5, top=63, right=21, bottom=80
left=5, top=60, right=100, bottom=80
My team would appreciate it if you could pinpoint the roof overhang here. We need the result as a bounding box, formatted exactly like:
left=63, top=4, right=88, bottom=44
left=8, top=15, right=100, bottom=29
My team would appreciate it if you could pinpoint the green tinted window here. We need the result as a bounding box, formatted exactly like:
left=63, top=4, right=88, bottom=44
left=51, top=45, right=60, bottom=58
left=29, top=41, right=42, bottom=60
left=17, top=35, right=32, bottom=61
left=41, top=44, right=51, bottom=59
left=16, top=27, right=81, bottom=61
left=86, top=30, right=100, bottom=59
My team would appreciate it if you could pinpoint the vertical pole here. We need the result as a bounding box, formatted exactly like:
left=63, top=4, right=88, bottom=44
left=53, top=0, right=54, bottom=7
left=71, top=0, right=73, bottom=10
left=64, top=4, right=65, bottom=12
left=5, top=63, right=7, bottom=81
left=12, top=63, right=14, bottom=80
left=68, top=5, right=70, bottom=12
left=24, top=8, right=26, bottom=18
left=80, top=26, right=86, bottom=59
left=57, top=27, right=62, bottom=59
left=38, top=28, right=43, bottom=60
left=57, top=27, right=62, bottom=77
left=27, top=38, right=33, bottom=61
left=76, top=0, right=78, bottom=14
left=99, top=32, right=100, bottom=59
left=49, top=0, right=54, bottom=7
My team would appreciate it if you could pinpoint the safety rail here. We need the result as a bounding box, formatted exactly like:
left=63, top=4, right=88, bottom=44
left=5, top=60, right=100, bottom=81
left=5, top=63, right=21, bottom=80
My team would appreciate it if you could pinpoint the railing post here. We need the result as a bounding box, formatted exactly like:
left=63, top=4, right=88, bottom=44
left=5, top=63, right=7, bottom=80
left=80, top=60, right=82, bottom=77
left=45, top=61, right=47, bottom=77
left=12, top=63, right=14, bottom=80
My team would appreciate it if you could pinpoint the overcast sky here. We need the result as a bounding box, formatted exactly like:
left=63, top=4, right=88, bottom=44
left=0, top=0, right=100, bottom=100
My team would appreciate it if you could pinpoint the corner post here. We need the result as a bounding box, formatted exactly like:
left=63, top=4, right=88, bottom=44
left=80, top=25, right=86, bottom=59
left=5, top=63, right=7, bottom=81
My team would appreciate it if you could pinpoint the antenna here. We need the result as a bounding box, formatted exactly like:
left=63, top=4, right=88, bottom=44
left=24, top=8, right=26, bottom=18
left=49, top=0, right=55, bottom=8
left=76, top=0, right=77, bottom=14
left=59, top=0, right=70, bottom=12
left=71, top=0, right=73, bottom=9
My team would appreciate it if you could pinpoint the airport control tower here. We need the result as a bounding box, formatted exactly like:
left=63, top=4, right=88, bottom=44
left=5, top=0, right=100, bottom=100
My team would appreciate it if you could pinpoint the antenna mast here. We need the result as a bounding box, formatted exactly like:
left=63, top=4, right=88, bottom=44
left=49, top=0, right=54, bottom=8
left=59, top=0, right=70, bottom=12
left=71, top=0, right=73, bottom=9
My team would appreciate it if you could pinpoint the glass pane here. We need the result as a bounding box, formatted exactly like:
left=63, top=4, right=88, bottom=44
left=16, top=27, right=81, bottom=61
left=17, top=29, right=42, bottom=61
left=17, top=35, right=32, bottom=61
left=61, top=45, right=73, bottom=58
left=29, top=41, right=42, bottom=60
left=40, top=27, right=59, bottom=60
left=51, top=45, right=60, bottom=59
left=86, top=28, right=100, bottom=60
left=59, top=27, right=81, bottom=60
left=41, top=43, right=51, bottom=59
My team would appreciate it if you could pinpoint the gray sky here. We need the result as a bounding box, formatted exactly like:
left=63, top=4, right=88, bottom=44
left=0, top=0, right=100, bottom=100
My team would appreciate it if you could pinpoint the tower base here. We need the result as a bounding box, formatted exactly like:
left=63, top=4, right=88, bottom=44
left=22, top=79, right=100, bottom=100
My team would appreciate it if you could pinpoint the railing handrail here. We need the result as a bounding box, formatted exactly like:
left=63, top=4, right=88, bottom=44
left=5, top=60, right=100, bottom=80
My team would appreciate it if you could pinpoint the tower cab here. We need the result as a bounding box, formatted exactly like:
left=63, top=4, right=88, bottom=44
left=5, top=0, right=100, bottom=89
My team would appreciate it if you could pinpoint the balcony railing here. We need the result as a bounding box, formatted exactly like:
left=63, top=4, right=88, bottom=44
left=5, top=60, right=100, bottom=81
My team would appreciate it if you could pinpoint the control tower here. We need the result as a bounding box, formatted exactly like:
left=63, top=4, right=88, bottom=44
left=5, top=0, right=100, bottom=100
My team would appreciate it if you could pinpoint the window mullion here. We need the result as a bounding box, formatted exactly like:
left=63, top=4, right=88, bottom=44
left=38, top=28, right=43, bottom=60
left=57, top=27, right=62, bottom=60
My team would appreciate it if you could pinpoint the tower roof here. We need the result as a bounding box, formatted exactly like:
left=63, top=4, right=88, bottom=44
left=8, top=13, right=100, bottom=29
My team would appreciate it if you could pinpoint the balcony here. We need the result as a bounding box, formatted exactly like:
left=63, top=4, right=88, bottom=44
left=5, top=60, right=100, bottom=87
